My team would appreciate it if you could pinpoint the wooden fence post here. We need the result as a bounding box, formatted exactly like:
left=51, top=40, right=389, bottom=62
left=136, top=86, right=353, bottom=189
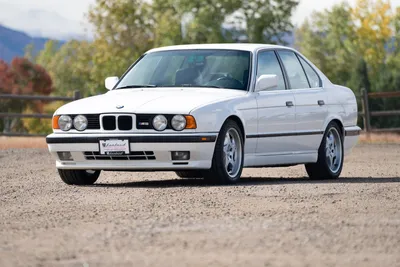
left=361, top=88, right=371, bottom=133
left=74, top=90, right=81, bottom=100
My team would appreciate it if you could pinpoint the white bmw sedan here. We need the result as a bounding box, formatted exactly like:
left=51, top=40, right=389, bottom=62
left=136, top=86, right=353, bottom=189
left=46, top=44, right=360, bottom=185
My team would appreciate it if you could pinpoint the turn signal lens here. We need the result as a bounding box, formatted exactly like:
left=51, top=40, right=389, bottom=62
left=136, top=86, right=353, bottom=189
left=185, top=115, right=197, bottom=129
left=52, top=115, right=60, bottom=129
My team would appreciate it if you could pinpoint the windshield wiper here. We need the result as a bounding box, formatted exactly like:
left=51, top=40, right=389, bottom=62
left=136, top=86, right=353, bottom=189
left=184, top=85, right=222, bottom=88
left=161, top=84, right=222, bottom=88
left=116, top=84, right=157, bottom=89
left=117, top=84, right=223, bottom=89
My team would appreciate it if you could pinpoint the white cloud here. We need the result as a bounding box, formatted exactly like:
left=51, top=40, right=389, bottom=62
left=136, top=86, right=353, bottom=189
left=0, top=0, right=95, bottom=21
left=0, top=0, right=94, bottom=39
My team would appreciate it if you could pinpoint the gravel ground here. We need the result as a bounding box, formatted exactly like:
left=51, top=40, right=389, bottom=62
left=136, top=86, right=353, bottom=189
left=0, top=144, right=399, bottom=267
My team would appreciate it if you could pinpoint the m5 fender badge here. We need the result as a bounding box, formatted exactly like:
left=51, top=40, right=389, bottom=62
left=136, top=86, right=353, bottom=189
left=116, top=105, right=124, bottom=109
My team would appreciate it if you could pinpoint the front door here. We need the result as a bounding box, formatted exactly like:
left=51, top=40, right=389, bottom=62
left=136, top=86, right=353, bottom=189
left=253, top=50, right=296, bottom=156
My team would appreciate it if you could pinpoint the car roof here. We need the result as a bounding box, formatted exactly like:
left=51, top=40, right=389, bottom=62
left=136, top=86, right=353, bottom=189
left=146, top=43, right=292, bottom=54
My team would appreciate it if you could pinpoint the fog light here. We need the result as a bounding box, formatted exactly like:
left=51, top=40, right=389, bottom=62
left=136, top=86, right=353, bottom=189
left=57, top=151, right=73, bottom=161
left=171, top=151, right=190, bottom=161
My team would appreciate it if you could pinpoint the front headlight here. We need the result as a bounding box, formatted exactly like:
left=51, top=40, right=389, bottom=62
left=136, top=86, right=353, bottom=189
left=73, top=115, right=88, bottom=131
left=171, top=115, right=186, bottom=131
left=152, top=115, right=168, bottom=131
left=58, top=115, right=72, bottom=131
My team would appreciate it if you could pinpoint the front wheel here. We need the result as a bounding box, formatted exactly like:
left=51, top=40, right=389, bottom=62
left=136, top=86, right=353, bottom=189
left=305, top=122, right=344, bottom=179
left=203, top=120, right=244, bottom=184
left=58, top=169, right=101, bottom=185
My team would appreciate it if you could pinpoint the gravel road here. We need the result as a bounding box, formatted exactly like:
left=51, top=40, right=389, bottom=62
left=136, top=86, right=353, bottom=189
left=1, top=144, right=400, bottom=267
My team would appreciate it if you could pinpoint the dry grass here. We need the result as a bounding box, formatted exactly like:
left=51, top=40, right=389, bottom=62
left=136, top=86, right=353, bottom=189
left=359, top=132, right=400, bottom=144
left=0, top=132, right=399, bottom=150
left=0, top=137, right=47, bottom=150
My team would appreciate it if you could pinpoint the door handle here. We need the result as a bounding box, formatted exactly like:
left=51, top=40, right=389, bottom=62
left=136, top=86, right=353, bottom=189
left=318, top=100, right=325, bottom=106
left=286, top=101, right=294, bottom=107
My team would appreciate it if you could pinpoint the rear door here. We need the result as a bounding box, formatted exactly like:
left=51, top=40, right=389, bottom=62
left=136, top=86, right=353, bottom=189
left=276, top=50, right=328, bottom=153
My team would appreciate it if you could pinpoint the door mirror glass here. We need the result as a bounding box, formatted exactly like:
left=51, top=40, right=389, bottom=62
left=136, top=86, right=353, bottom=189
left=255, top=74, right=278, bottom=92
left=105, top=76, right=119, bottom=90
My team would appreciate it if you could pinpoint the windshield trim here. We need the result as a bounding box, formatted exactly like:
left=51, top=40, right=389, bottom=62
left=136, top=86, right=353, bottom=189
left=112, top=49, right=253, bottom=92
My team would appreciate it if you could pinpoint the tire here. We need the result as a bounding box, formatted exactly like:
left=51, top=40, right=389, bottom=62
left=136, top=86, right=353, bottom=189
left=202, top=120, right=244, bottom=184
left=58, top=169, right=101, bottom=185
left=175, top=171, right=203, bottom=179
left=305, top=122, right=344, bottom=180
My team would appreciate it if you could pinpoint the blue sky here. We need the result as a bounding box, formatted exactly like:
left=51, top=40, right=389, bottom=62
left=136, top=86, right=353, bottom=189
left=0, top=0, right=399, bottom=39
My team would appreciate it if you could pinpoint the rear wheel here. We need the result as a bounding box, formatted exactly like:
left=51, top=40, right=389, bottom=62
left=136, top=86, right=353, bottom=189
left=58, top=169, right=101, bottom=185
left=305, top=122, right=344, bottom=179
left=203, top=120, right=244, bottom=184
left=175, top=171, right=203, bottom=179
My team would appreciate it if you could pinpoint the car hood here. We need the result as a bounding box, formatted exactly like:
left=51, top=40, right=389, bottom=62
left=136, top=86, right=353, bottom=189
left=55, top=88, right=247, bottom=115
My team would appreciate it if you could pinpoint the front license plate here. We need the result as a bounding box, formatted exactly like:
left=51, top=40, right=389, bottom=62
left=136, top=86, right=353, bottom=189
left=99, top=139, right=130, bottom=155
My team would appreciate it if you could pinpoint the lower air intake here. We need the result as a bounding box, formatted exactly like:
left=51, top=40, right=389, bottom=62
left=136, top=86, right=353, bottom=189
left=84, top=151, right=156, bottom=160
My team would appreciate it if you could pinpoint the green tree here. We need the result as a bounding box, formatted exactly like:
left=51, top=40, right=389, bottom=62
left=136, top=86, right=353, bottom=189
left=370, top=63, right=400, bottom=129
left=178, top=0, right=241, bottom=43
left=349, top=58, right=371, bottom=95
left=393, top=7, right=400, bottom=54
left=152, top=0, right=183, bottom=46
left=75, top=0, right=299, bottom=94
left=296, top=0, right=400, bottom=130
left=351, top=0, right=393, bottom=75
left=176, top=0, right=298, bottom=44
left=26, top=40, right=95, bottom=97
left=27, top=0, right=300, bottom=100
left=296, top=2, right=355, bottom=87
left=296, top=0, right=396, bottom=87
left=86, top=0, right=154, bottom=87
left=241, top=0, right=298, bottom=44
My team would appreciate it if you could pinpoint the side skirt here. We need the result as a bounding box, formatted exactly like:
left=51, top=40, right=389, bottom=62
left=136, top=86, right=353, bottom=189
left=243, top=151, right=318, bottom=168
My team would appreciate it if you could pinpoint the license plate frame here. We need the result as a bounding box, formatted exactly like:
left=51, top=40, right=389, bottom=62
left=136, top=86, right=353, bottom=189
left=99, top=139, right=130, bottom=155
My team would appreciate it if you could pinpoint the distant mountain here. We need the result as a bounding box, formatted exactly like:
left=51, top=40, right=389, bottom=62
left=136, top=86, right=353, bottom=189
left=2, top=9, right=89, bottom=40
left=0, top=24, right=65, bottom=63
left=0, top=2, right=90, bottom=40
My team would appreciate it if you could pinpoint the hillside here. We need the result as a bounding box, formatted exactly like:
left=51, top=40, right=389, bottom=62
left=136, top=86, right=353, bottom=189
left=0, top=24, right=63, bottom=62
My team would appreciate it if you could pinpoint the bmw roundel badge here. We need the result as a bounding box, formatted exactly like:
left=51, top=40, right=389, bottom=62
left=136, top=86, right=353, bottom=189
left=116, top=105, right=124, bottom=109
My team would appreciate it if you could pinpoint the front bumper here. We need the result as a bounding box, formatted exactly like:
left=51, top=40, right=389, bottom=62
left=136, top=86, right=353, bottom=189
left=46, top=133, right=217, bottom=170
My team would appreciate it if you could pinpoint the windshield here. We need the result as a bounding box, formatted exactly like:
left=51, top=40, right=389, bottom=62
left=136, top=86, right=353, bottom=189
left=116, top=49, right=251, bottom=91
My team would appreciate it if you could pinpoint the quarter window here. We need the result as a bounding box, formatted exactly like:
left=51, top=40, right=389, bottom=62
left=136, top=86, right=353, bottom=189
left=298, top=56, right=321, bottom=88
left=256, top=51, right=286, bottom=90
left=277, top=50, right=310, bottom=89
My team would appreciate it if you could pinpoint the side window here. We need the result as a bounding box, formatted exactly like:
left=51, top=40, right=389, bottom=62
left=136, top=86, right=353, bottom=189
left=256, top=51, right=286, bottom=90
left=298, top=56, right=321, bottom=88
left=277, top=50, right=310, bottom=89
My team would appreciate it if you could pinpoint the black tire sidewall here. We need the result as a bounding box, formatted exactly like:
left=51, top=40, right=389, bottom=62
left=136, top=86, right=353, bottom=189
left=175, top=171, right=203, bottom=179
left=320, top=122, right=344, bottom=177
left=212, top=120, right=244, bottom=183
left=58, top=169, right=100, bottom=185
left=85, top=170, right=101, bottom=182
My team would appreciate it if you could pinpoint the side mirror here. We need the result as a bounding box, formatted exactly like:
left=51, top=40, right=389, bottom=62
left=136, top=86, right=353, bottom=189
left=105, top=76, right=119, bottom=90
left=254, top=74, right=278, bottom=92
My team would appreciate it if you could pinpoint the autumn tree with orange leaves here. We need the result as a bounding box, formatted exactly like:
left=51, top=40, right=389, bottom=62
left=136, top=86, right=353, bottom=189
left=296, top=0, right=400, bottom=129
left=0, top=57, right=53, bottom=133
